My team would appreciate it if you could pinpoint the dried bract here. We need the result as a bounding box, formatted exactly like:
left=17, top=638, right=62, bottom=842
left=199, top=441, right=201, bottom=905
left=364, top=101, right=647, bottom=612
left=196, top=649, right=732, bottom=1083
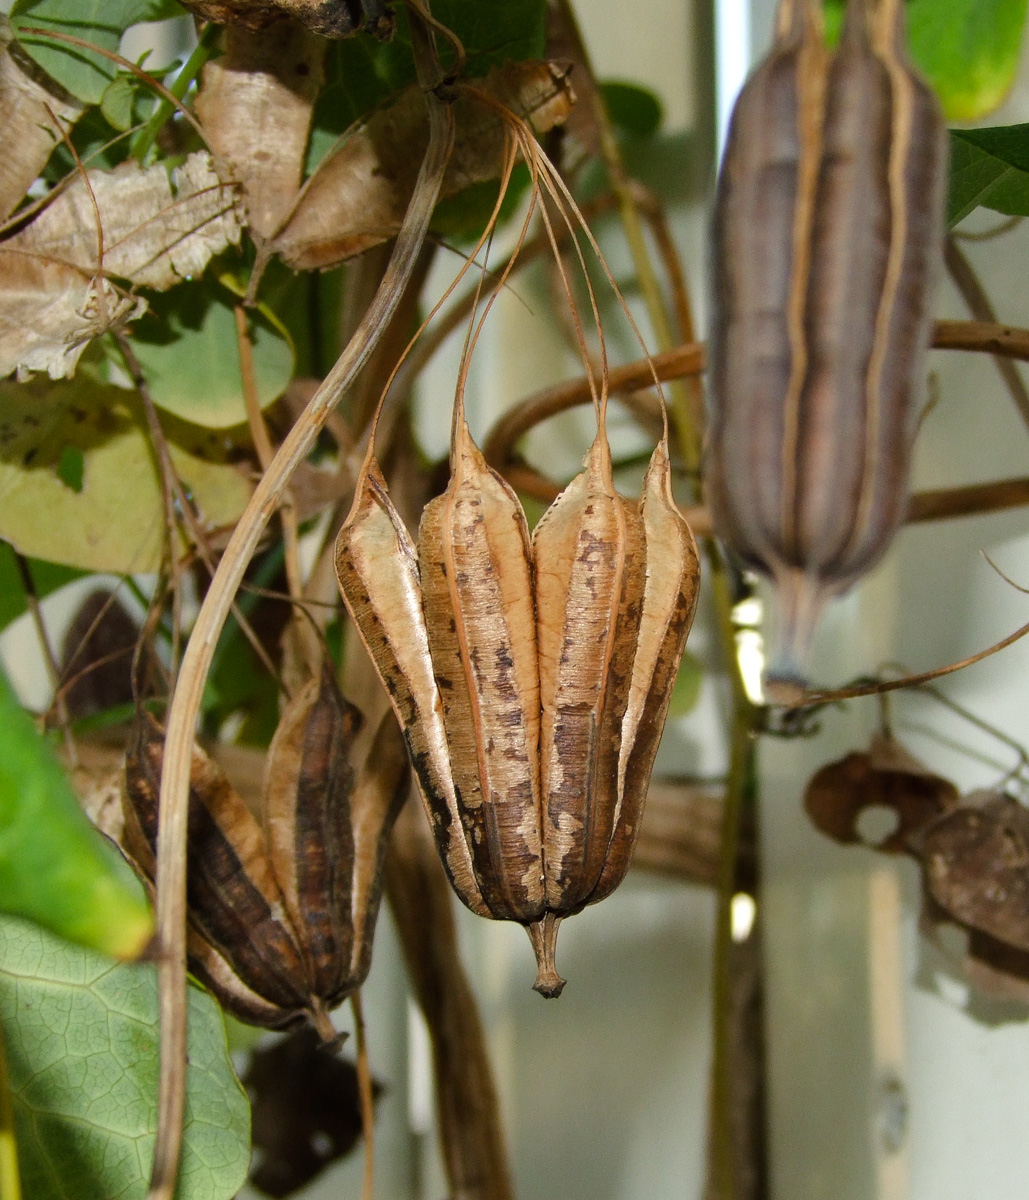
left=336, top=419, right=699, bottom=996
left=120, top=672, right=408, bottom=1037
left=705, top=0, right=947, bottom=692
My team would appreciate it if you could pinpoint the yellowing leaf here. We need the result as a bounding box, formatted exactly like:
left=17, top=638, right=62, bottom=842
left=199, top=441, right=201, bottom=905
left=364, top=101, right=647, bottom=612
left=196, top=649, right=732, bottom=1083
left=0, top=374, right=252, bottom=572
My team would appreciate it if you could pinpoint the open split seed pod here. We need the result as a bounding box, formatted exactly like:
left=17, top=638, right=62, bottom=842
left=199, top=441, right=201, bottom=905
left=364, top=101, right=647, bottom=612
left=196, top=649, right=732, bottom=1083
left=121, top=668, right=408, bottom=1038
left=336, top=401, right=699, bottom=995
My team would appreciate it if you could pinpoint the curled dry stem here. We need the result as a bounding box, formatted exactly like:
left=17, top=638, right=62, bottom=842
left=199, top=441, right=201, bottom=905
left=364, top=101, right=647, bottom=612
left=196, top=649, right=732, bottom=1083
left=144, top=25, right=456, bottom=1199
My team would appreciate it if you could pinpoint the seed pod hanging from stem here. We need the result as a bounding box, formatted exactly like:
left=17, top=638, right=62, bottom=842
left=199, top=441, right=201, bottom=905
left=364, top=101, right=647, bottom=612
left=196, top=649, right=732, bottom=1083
left=121, top=668, right=408, bottom=1038
left=335, top=104, right=700, bottom=995
left=705, top=0, right=947, bottom=697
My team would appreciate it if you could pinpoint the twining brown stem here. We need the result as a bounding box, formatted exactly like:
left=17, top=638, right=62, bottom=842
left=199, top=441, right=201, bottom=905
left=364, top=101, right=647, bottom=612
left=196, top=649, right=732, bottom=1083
left=350, top=991, right=376, bottom=1200
left=144, top=20, right=455, bottom=1199
left=795, top=614, right=1029, bottom=708
left=944, top=236, right=1029, bottom=433
left=384, top=802, right=516, bottom=1200
left=481, top=342, right=704, bottom=471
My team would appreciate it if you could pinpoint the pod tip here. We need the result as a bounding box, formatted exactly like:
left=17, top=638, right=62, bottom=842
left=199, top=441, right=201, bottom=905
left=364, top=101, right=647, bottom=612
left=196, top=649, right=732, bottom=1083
left=527, top=914, right=566, bottom=999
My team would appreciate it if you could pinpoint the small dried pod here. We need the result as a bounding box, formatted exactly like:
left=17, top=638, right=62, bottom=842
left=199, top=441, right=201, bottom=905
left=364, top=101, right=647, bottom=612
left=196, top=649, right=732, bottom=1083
left=921, top=791, right=1029, bottom=953
left=705, top=0, right=948, bottom=693
left=803, top=732, right=958, bottom=854
left=335, top=415, right=700, bottom=997
left=121, top=672, right=408, bottom=1038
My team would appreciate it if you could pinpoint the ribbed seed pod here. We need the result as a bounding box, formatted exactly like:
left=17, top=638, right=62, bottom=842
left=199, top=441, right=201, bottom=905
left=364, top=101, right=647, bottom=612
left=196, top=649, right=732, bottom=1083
left=335, top=416, right=700, bottom=996
left=120, top=671, right=408, bottom=1038
left=705, top=0, right=947, bottom=692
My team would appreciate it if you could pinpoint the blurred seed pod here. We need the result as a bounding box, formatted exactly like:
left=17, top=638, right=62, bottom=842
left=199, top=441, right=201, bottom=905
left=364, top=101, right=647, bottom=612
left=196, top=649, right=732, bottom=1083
left=336, top=414, right=699, bottom=997
left=804, top=731, right=958, bottom=854
left=121, top=668, right=408, bottom=1038
left=705, top=0, right=947, bottom=695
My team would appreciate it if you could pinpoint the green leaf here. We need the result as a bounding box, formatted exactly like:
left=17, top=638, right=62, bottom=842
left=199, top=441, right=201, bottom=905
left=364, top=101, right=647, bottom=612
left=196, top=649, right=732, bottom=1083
left=601, top=81, right=663, bottom=138
left=0, top=544, right=83, bottom=634
left=129, top=281, right=295, bottom=429
left=430, top=162, right=532, bottom=241
left=10, top=0, right=186, bottom=105
left=0, top=374, right=252, bottom=573
left=0, top=668, right=153, bottom=959
left=823, top=0, right=1029, bottom=121
left=0, top=914, right=250, bottom=1200
left=667, top=649, right=703, bottom=719
left=57, top=445, right=84, bottom=492
left=948, top=125, right=1029, bottom=225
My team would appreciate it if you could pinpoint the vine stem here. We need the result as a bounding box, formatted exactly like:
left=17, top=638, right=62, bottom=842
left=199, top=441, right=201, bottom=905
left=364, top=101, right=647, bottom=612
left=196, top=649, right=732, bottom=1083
left=351, top=991, right=375, bottom=1200
left=144, top=22, right=455, bottom=1198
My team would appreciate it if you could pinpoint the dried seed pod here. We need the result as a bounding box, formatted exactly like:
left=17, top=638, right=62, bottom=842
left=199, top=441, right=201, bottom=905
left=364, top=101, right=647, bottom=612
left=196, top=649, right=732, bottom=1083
left=922, top=792, right=1029, bottom=953
left=804, top=732, right=958, bottom=854
left=705, top=0, right=947, bottom=691
left=121, top=677, right=408, bottom=1038
left=335, top=419, right=700, bottom=997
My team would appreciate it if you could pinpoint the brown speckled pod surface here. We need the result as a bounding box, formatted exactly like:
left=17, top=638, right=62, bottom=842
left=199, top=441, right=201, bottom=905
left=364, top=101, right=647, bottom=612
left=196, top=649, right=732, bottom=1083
left=336, top=412, right=700, bottom=997
left=705, top=0, right=947, bottom=694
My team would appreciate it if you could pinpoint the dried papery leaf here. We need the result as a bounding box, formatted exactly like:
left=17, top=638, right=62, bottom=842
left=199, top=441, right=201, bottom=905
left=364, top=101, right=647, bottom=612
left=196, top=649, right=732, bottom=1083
left=591, top=438, right=700, bottom=903
left=532, top=431, right=646, bottom=916
left=923, top=792, right=1029, bottom=951
left=195, top=20, right=326, bottom=241
left=334, top=460, right=490, bottom=918
left=0, top=255, right=143, bottom=380
left=804, top=732, right=958, bottom=853
left=123, top=711, right=313, bottom=1022
left=418, top=419, right=544, bottom=923
left=0, top=19, right=83, bottom=220
left=263, top=667, right=361, bottom=1000
left=1, top=151, right=241, bottom=297
left=275, top=60, right=573, bottom=270
left=179, top=0, right=395, bottom=38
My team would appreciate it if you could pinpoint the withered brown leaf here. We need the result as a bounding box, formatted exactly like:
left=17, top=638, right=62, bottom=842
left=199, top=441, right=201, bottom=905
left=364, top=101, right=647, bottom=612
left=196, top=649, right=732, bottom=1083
left=0, top=18, right=83, bottom=220
left=195, top=20, right=326, bottom=242
left=274, top=61, right=574, bottom=270
left=804, top=733, right=958, bottom=854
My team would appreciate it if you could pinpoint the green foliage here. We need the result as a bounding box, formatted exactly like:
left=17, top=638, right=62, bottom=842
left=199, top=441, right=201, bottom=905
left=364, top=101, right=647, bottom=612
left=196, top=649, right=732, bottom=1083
left=0, top=374, right=251, bottom=573
left=668, top=649, right=703, bottom=719
left=0, top=669, right=153, bottom=959
left=602, top=81, right=664, bottom=138
left=128, top=280, right=295, bottom=430
left=10, top=0, right=186, bottom=105
left=0, top=915, right=250, bottom=1200
left=949, top=125, right=1029, bottom=225
left=823, top=0, right=1029, bottom=121
left=0, top=544, right=82, bottom=634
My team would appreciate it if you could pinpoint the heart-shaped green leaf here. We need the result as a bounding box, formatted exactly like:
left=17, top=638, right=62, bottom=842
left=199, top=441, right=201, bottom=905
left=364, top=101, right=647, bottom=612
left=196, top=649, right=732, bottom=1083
left=0, top=914, right=250, bottom=1200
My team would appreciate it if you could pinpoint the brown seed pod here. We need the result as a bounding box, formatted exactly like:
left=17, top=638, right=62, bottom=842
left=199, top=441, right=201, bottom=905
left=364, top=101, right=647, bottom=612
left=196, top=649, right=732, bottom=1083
left=922, top=792, right=1029, bottom=953
left=803, top=732, right=958, bottom=854
left=705, top=0, right=947, bottom=692
left=121, top=671, right=408, bottom=1038
left=335, top=415, right=700, bottom=997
